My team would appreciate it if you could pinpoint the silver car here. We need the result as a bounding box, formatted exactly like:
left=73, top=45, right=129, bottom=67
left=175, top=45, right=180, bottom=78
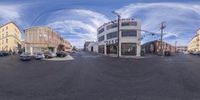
left=34, top=53, right=45, bottom=60
left=20, top=53, right=31, bottom=61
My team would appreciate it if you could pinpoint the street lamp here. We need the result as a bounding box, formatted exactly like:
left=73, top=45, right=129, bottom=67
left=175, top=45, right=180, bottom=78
left=112, top=11, right=121, bottom=58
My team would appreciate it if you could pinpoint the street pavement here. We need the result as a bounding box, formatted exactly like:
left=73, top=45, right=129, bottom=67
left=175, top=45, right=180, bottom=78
left=0, top=52, right=200, bottom=100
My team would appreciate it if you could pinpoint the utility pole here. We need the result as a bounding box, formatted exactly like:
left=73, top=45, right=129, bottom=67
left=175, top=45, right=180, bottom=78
left=175, top=41, right=177, bottom=54
left=160, top=21, right=166, bottom=56
left=112, top=11, right=121, bottom=58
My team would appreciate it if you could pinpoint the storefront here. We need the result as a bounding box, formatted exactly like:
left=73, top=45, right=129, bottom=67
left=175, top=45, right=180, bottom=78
left=121, top=43, right=137, bottom=55
left=98, top=45, right=104, bottom=54
left=106, top=44, right=117, bottom=54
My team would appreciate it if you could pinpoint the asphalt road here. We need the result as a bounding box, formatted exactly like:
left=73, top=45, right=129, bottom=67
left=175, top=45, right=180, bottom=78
left=0, top=52, right=200, bottom=100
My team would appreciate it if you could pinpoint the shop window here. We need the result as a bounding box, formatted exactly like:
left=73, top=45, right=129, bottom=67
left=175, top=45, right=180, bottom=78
left=121, top=43, right=137, bottom=55
left=98, top=45, right=104, bottom=54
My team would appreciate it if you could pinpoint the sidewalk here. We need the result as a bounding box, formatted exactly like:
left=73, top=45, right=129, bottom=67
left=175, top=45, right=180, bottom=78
left=106, top=54, right=147, bottom=59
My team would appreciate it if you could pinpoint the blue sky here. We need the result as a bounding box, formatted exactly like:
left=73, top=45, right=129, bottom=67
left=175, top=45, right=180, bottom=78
left=0, top=0, right=200, bottom=48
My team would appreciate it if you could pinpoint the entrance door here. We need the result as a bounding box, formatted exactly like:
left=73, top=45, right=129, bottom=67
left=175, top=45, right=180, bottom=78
left=91, top=46, right=94, bottom=52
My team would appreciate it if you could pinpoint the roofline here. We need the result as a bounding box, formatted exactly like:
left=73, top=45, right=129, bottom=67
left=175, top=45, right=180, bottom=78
left=24, top=26, right=52, bottom=31
left=187, top=28, right=200, bottom=45
left=97, top=18, right=140, bottom=30
left=142, top=40, right=173, bottom=46
left=0, top=21, right=20, bottom=30
left=24, top=25, right=71, bottom=44
left=0, top=21, right=23, bottom=36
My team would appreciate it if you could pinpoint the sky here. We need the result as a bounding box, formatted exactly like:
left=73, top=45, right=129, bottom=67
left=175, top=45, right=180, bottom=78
left=1, top=0, right=200, bottom=48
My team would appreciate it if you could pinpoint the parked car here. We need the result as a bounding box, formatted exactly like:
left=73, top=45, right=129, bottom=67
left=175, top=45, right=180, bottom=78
left=164, top=51, right=171, bottom=56
left=0, top=51, right=10, bottom=57
left=190, top=51, right=200, bottom=55
left=34, top=53, right=45, bottom=60
left=56, top=51, right=67, bottom=57
left=44, top=51, right=55, bottom=58
left=0, top=52, right=4, bottom=56
left=183, top=51, right=189, bottom=54
left=20, top=53, right=31, bottom=61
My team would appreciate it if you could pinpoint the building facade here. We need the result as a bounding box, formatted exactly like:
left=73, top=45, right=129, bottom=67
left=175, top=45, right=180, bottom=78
left=188, top=29, right=200, bottom=52
left=177, top=46, right=187, bottom=53
left=142, top=40, right=175, bottom=55
left=87, top=42, right=98, bottom=53
left=97, top=18, right=141, bottom=57
left=24, top=26, right=72, bottom=55
left=0, top=22, right=22, bottom=52
left=84, top=41, right=92, bottom=51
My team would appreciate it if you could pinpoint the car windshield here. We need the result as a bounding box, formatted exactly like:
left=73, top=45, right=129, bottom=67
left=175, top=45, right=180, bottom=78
left=0, top=0, right=200, bottom=100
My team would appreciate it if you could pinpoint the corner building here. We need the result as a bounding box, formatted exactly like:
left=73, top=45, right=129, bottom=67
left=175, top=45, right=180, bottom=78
left=97, top=19, right=141, bottom=57
left=188, top=29, right=200, bottom=52
left=24, top=26, right=72, bottom=55
left=0, top=22, right=22, bottom=52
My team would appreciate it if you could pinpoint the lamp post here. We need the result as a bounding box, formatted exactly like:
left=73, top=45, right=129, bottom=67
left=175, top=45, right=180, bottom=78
left=112, top=11, right=121, bottom=58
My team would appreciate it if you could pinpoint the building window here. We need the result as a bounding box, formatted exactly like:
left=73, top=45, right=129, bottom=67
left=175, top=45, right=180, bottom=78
left=2, top=28, right=4, bottom=32
left=6, top=39, right=8, bottom=43
left=6, top=26, right=8, bottom=30
left=107, top=31, right=117, bottom=39
left=98, top=28, right=104, bottom=34
left=98, top=45, right=104, bottom=54
left=106, top=44, right=117, bottom=54
left=121, top=30, right=137, bottom=37
left=121, top=43, right=137, bottom=55
left=121, top=22, right=137, bottom=26
left=98, top=35, right=105, bottom=42
left=106, top=24, right=118, bottom=30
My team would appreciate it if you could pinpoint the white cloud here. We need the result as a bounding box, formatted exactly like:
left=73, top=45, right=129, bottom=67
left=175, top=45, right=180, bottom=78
left=47, top=9, right=109, bottom=48
left=0, top=4, right=22, bottom=24
left=116, top=2, right=200, bottom=46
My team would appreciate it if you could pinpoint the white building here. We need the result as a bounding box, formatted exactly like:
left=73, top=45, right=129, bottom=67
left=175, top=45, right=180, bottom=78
left=177, top=46, right=187, bottom=53
left=97, top=18, right=141, bottom=57
left=87, top=42, right=98, bottom=53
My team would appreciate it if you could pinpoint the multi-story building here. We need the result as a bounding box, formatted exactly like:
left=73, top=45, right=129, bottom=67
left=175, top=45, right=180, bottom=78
left=84, top=41, right=93, bottom=51
left=0, top=22, right=22, bottom=52
left=24, top=26, right=72, bottom=55
left=97, top=18, right=141, bottom=57
left=142, top=40, right=175, bottom=55
left=188, top=29, right=200, bottom=52
left=85, top=42, right=98, bottom=53
left=177, top=46, right=187, bottom=53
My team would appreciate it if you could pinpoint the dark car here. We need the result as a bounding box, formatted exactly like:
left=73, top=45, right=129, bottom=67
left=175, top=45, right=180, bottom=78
left=56, top=51, right=67, bottom=57
left=0, top=52, right=3, bottom=57
left=20, top=53, right=31, bottom=61
left=0, top=51, right=10, bottom=57
left=164, top=51, right=171, bottom=56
